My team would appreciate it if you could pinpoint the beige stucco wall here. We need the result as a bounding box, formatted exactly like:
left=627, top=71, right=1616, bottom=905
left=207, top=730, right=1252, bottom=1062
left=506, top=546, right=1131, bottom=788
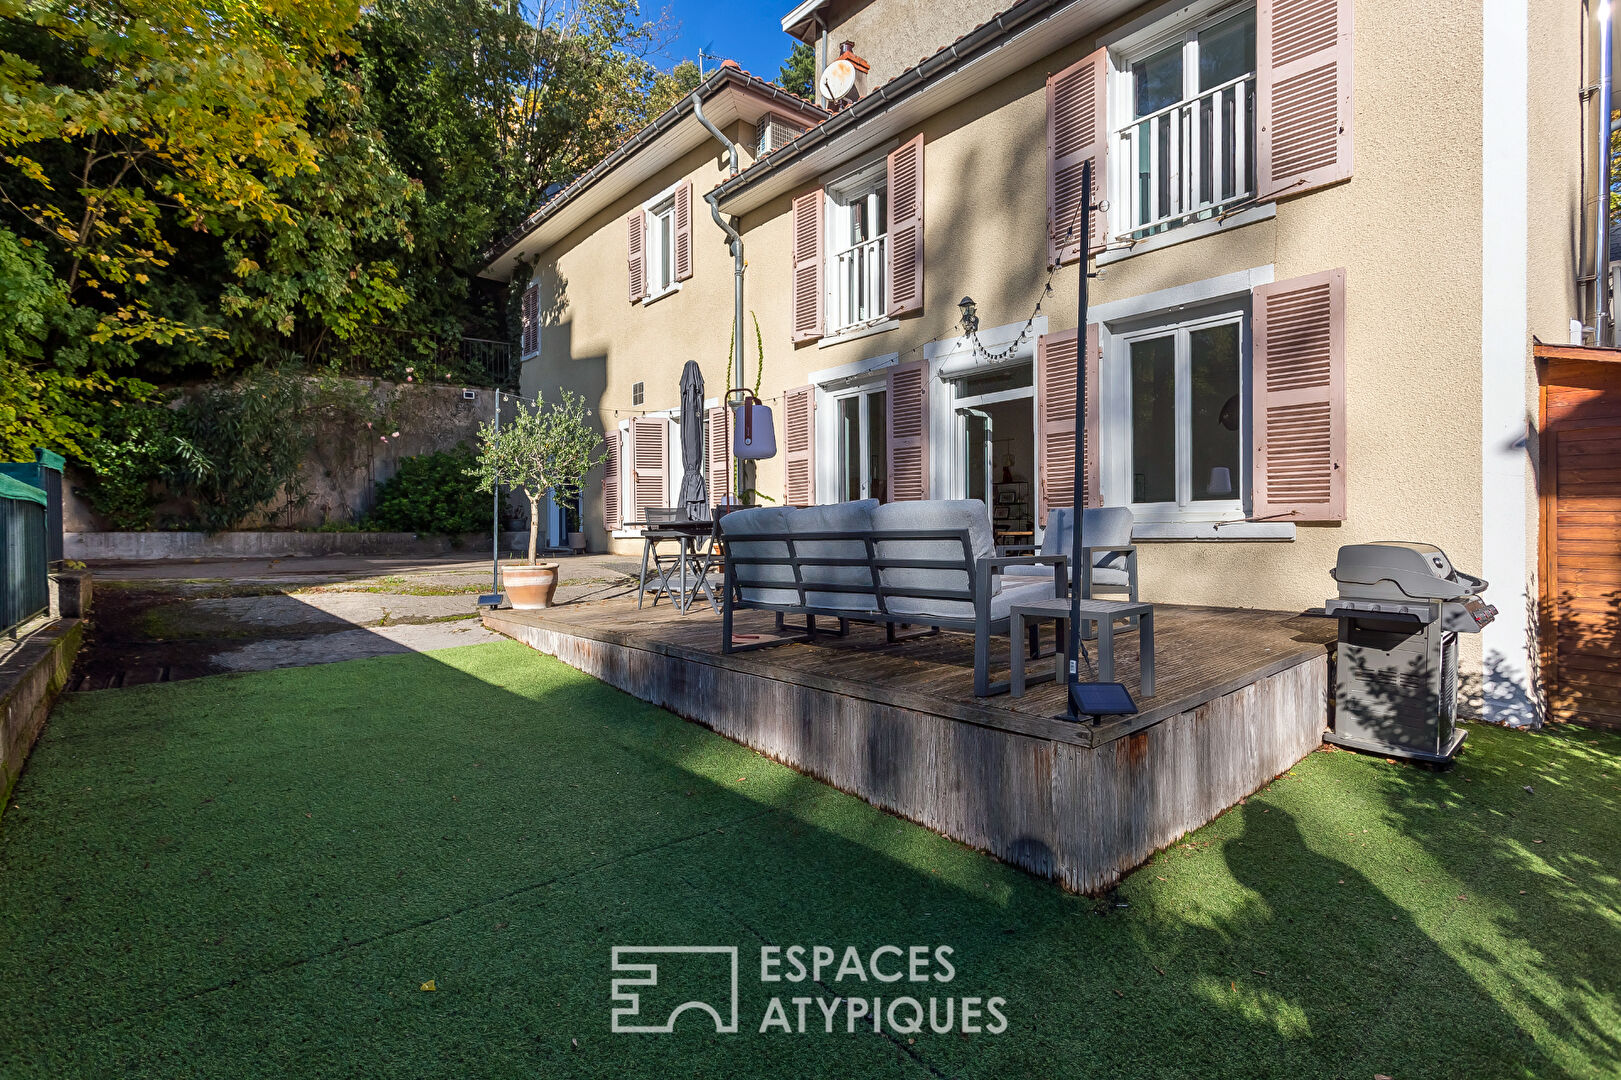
left=1521, top=2, right=1589, bottom=700
left=816, top=0, right=1008, bottom=86
left=742, top=0, right=1488, bottom=635
left=522, top=123, right=759, bottom=553
left=1528, top=4, right=1586, bottom=347
left=517, top=0, right=1586, bottom=702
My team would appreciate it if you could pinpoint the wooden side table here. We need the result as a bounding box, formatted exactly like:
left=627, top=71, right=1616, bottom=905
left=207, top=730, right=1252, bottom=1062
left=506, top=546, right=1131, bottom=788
left=1008, top=597, right=1154, bottom=698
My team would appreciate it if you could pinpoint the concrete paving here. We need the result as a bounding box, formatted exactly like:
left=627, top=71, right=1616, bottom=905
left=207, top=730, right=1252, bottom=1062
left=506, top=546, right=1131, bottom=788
left=74, top=553, right=642, bottom=687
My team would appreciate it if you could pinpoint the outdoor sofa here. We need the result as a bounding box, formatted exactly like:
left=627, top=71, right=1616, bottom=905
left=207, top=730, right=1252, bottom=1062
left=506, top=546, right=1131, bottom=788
left=719, top=499, right=1066, bottom=696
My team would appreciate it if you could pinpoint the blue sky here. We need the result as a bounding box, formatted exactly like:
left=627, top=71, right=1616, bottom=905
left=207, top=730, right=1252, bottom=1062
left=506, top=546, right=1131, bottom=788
left=656, top=0, right=801, bottom=82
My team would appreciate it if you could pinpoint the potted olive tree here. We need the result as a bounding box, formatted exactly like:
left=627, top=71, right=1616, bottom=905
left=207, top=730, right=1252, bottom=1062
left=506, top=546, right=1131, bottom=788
left=469, top=390, right=604, bottom=609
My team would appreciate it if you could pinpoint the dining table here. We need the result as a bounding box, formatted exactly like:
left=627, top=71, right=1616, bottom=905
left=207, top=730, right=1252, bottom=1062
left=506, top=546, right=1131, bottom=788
left=627, top=517, right=722, bottom=614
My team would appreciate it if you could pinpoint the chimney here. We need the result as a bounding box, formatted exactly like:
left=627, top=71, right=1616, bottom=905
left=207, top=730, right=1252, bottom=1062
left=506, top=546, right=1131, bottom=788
left=822, top=40, right=870, bottom=108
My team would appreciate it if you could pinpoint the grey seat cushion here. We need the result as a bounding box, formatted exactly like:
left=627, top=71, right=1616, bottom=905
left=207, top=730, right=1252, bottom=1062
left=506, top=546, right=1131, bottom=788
left=720, top=506, right=797, bottom=605
left=1006, top=507, right=1134, bottom=587
left=987, top=577, right=1062, bottom=621
left=874, top=500, right=995, bottom=621
left=791, top=500, right=879, bottom=612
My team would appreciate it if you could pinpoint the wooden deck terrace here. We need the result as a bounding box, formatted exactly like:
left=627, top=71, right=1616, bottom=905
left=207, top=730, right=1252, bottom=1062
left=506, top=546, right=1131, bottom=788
left=485, top=598, right=1337, bottom=894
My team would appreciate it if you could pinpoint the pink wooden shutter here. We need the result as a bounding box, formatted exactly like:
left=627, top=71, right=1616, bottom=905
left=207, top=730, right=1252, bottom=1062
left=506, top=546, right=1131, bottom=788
left=783, top=385, right=815, bottom=506
left=1036, top=324, right=1101, bottom=525
left=630, top=416, right=669, bottom=519
left=791, top=189, right=824, bottom=342
left=1257, top=0, right=1353, bottom=200
left=1046, top=47, right=1107, bottom=264
left=885, top=134, right=924, bottom=317
left=520, top=283, right=540, bottom=357
left=1252, top=269, right=1346, bottom=521
left=886, top=359, right=929, bottom=502
left=626, top=209, right=646, bottom=303
left=706, top=404, right=731, bottom=502
left=674, top=181, right=694, bottom=281
left=602, top=428, right=621, bottom=532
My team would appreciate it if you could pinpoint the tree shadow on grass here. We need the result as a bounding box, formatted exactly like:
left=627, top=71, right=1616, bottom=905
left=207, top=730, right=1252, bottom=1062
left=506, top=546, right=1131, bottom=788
left=2, top=601, right=1616, bottom=1079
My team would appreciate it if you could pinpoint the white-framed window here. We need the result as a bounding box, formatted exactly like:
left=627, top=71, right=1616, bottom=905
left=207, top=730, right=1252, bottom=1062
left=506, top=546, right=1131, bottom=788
left=1111, top=3, right=1256, bottom=240
left=825, top=162, right=888, bottom=334
left=609, top=411, right=685, bottom=535
left=1107, top=303, right=1248, bottom=523
left=829, top=381, right=889, bottom=503
left=644, top=195, right=677, bottom=298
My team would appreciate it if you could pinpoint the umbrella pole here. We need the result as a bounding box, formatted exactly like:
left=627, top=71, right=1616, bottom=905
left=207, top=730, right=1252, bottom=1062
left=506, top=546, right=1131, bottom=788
left=1067, top=160, right=1093, bottom=721
left=478, top=389, right=503, bottom=609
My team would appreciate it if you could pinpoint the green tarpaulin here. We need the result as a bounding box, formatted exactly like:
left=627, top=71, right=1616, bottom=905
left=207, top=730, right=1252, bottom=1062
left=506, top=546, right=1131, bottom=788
left=0, top=474, right=47, bottom=508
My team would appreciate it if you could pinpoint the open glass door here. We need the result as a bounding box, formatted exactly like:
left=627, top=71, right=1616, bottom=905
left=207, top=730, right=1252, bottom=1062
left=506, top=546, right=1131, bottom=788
left=959, top=407, right=993, bottom=505
left=948, top=361, right=1036, bottom=548
left=834, top=387, right=888, bottom=502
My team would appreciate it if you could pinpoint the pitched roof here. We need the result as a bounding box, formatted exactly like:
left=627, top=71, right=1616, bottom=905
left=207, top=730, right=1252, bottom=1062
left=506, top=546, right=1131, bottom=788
left=781, top=0, right=831, bottom=41
left=480, top=65, right=826, bottom=280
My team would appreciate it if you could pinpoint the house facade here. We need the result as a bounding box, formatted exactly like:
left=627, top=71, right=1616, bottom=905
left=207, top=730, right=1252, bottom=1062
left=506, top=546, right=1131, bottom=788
left=483, top=0, right=1607, bottom=727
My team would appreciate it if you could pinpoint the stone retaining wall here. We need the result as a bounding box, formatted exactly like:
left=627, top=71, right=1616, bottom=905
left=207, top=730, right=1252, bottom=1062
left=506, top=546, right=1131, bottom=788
left=66, top=530, right=536, bottom=561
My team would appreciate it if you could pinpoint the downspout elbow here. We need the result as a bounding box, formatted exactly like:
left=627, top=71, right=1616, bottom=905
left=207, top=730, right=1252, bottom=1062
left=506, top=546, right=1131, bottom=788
left=692, top=90, right=748, bottom=407
left=691, top=92, right=743, bottom=252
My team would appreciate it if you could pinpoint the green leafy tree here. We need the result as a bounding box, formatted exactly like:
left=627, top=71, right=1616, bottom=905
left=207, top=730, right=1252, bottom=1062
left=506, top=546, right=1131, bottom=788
left=0, top=0, right=359, bottom=351
left=356, top=0, right=672, bottom=315
left=645, top=57, right=703, bottom=117
left=779, top=41, right=815, bottom=99
left=469, top=390, right=603, bottom=565
left=0, top=0, right=700, bottom=470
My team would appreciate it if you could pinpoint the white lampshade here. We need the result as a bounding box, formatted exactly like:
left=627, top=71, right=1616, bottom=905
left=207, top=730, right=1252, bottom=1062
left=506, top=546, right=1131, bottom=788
left=1207, top=466, right=1233, bottom=496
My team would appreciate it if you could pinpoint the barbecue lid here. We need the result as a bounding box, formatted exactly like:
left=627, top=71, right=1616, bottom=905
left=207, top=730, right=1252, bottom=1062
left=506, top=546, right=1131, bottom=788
left=1330, top=542, right=1476, bottom=601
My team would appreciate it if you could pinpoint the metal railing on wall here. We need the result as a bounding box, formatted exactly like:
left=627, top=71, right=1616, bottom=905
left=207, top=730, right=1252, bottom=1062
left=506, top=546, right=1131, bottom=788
left=1, top=476, right=49, bottom=636
left=325, top=334, right=519, bottom=389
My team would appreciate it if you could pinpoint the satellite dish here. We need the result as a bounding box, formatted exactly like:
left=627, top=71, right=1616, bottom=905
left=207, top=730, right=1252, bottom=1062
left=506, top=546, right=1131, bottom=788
left=820, top=59, right=858, bottom=103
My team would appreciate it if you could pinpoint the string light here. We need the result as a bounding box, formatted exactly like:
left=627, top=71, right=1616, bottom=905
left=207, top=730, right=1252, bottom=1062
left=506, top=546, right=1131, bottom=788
left=953, top=191, right=1093, bottom=368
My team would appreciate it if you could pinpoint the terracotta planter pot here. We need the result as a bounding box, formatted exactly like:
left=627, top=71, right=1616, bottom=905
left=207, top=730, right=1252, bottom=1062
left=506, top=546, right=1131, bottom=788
left=567, top=531, right=587, bottom=553
left=503, top=561, right=560, bottom=609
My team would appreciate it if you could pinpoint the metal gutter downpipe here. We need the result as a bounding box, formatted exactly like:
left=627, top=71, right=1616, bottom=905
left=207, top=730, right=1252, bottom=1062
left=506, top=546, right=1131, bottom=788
left=1598, top=0, right=1614, bottom=344
left=692, top=92, right=747, bottom=390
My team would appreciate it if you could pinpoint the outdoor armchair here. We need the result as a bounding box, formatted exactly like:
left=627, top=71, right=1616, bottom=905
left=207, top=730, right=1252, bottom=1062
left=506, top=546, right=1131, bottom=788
left=1004, top=506, right=1138, bottom=603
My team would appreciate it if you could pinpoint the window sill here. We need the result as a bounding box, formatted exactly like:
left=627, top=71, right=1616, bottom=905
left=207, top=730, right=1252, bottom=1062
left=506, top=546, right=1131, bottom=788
left=818, top=317, right=899, bottom=348
left=640, top=283, right=681, bottom=307
left=1097, top=203, right=1276, bottom=267
left=1133, top=520, right=1296, bottom=541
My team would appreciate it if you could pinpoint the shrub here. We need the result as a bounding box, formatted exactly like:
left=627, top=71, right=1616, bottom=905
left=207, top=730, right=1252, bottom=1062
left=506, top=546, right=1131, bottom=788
left=368, top=446, right=487, bottom=535
left=75, top=403, right=179, bottom=531
left=167, top=365, right=311, bottom=531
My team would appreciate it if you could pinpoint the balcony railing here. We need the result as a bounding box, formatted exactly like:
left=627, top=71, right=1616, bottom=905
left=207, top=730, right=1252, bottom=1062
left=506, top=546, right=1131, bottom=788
left=1115, top=73, right=1256, bottom=240
left=830, top=233, right=887, bottom=333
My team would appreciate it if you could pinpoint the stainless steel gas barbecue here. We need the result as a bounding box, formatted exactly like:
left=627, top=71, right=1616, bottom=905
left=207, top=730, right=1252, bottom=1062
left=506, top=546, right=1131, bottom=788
left=1324, top=542, right=1497, bottom=764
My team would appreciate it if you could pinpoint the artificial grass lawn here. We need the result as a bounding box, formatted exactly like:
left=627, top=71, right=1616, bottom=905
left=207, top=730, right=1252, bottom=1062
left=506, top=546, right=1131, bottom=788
left=1, top=641, right=1617, bottom=1079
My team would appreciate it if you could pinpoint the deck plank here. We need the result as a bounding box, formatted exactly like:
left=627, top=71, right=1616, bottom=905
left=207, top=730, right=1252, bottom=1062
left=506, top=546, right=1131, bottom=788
left=482, top=597, right=1330, bottom=893
left=487, top=598, right=1333, bottom=749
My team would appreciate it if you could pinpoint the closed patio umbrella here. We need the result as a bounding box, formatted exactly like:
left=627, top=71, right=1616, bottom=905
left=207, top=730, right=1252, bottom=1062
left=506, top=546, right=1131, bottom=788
left=678, top=359, right=708, bottom=520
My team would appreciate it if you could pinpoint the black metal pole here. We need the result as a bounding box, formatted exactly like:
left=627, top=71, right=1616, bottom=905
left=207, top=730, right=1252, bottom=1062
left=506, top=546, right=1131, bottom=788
left=492, top=389, right=501, bottom=594
left=1066, top=160, right=1092, bottom=720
